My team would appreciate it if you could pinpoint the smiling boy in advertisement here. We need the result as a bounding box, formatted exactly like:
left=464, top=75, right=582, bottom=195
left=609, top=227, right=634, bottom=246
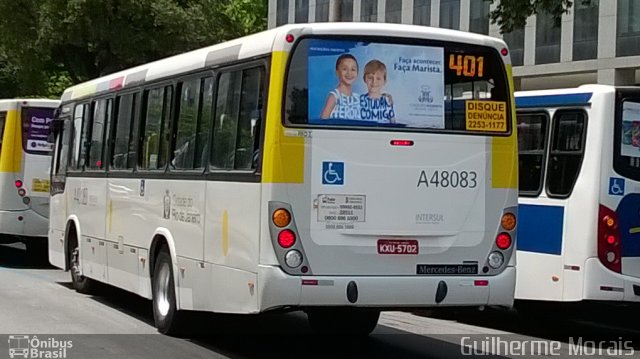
left=360, top=60, right=396, bottom=123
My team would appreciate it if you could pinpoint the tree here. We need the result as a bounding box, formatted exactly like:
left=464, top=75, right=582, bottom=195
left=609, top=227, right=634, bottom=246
left=490, top=0, right=591, bottom=34
left=0, top=0, right=267, bottom=97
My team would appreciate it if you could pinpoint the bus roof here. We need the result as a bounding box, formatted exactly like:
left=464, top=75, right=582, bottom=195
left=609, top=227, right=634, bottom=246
left=514, top=84, right=619, bottom=109
left=0, top=99, right=60, bottom=111
left=61, top=22, right=509, bottom=103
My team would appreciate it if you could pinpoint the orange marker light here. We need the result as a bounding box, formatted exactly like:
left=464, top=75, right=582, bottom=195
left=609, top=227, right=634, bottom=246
left=603, top=215, right=615, bottom=228
left=273, top=209, right=291, bottom=228
left=501, top=213, right=516, bottom=231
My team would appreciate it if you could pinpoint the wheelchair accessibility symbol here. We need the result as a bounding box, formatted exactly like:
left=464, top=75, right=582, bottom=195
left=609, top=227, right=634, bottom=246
left=322, top=162, right=344, bottom=185
left=609, top=177, right=625, bottom=196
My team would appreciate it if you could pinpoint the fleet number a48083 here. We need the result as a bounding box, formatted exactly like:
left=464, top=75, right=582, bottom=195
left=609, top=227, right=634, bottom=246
left=417, top=170, right=478, bottom=188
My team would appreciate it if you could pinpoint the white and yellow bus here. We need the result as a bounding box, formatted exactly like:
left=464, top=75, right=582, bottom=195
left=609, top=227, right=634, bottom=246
left=49, top=23, right=518, bottom=335
left=0, top=99, right=58, bottom=256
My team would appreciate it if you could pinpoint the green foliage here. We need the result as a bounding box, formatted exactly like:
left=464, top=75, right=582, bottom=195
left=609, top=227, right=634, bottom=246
left=0, top=0, right=267, bottom=98
left=45, top=72, right=74, bottom=98
left=490, top=0, right=592, bottom=34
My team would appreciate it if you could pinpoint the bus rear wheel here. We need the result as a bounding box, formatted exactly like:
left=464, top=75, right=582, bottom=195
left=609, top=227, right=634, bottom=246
left=152, top=249, right=185, bottom=335
left=306, top=308, right=380, bottom=336
left=69, top=235, right=95, bottom=294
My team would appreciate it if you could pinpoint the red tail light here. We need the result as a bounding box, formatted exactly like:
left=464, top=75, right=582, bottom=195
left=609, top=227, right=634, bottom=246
left=278, top=229, right=296, bottom=248
left=495, top=233, right=512, bottom=250
left=598, top=205, right=621, bottom=273
left=390, top=140, right=414, bottom=146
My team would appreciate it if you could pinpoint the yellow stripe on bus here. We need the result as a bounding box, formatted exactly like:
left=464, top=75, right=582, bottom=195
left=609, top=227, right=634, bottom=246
left=108, top=199, right=113, bottom=233
left=491, top=65, right=518, bottom=189
left=262, top=51, right=305, bottom=184
left=73, top=83, right=97, bottom=99
left=222, top=210, right=229, bottom=256
left=0, top=109, right=21, bottom=173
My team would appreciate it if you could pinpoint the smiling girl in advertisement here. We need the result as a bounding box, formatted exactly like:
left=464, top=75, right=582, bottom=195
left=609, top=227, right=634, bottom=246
left=320, top=54, right=361, bottom=120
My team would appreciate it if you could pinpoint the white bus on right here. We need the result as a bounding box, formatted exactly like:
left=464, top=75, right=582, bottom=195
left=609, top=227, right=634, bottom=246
left=516, top=85, right=640, bottom=303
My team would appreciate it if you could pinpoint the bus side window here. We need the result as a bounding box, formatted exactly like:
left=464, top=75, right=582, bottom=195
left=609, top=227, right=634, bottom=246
left=109, top=93, right=138, bottom=170
left=212, top=71, right=241, bottom=170
left=57, top=120, right=72, bottom=175
left=211, top=66, right=265, bottom=171
left=517, top=112, right=549, bottom=196
left=70, top=103, right=91, bottom=170
left=140, top=86, right=172, bottom=170
left=196, top=77, right=214, bottom=168
left=547, top=110, right=586, bottom=197
left=172, top=78, right=202, bottom=170
left=236, top=67, right=265, bottom=170
left=112, top=94, right=137, bottom=170
left=88, top=98, right=112, bottom=170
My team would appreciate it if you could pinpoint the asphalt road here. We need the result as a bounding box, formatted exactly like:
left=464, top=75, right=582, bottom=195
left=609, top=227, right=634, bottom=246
left=1, top=243, right=639, bottom=359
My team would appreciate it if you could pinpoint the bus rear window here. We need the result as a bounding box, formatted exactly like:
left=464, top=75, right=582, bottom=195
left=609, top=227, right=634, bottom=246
left=21, top=107, right=55, bottom=155
left=285, top=37, right=510, bottom=134
left=615, top=100, right=640, bottom=180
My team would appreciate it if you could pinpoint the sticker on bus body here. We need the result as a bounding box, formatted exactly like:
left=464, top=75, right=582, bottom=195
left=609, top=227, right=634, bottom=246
left=32, top=178, right=50, bottom=192
left=316, top=194, right=366, bottom=223
left=609, top=177, right=625, bottom=196
left=464, top=100, right=507, bottom=132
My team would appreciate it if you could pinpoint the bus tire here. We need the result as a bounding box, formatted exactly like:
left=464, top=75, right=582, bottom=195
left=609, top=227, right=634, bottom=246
left=307, top=308, right=380, bottom=336
left=69, top=235, right=95, bottom=294
left=152, top=249, right=185, bottom=335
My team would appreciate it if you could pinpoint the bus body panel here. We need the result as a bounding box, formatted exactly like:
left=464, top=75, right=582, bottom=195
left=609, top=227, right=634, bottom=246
left=177, top=256, right=259, bottom=313
left=70, top=177, right=107, bottom=243
left=256, top=265, right=515, bottom=310
left=48, top=228, right=65, bottom=269
left=202, top=181, right=261, bottom=272
left=291, top=129, right=500, bottom=276
left=515, top=202, right=566, bottom=301
left=22, top=153, right=51, bottom=217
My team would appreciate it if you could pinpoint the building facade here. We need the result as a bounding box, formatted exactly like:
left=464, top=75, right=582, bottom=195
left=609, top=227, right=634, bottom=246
left=268, top=0, right=640, bottom=90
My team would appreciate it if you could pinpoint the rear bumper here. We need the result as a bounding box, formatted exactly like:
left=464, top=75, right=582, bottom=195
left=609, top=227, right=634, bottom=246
left=584, top=258, right=640, bottom=302
left=258, top=265, right=516, bottom=311
left=0, top=209, right=48, bottom=238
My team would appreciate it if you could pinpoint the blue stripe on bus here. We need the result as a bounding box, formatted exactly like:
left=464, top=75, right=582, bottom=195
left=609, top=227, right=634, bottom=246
left=615, top=194, right=640, bottom=257
left=515, top=93, right=592, bottom=108
left=517, top=204, right=564, bottom=255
